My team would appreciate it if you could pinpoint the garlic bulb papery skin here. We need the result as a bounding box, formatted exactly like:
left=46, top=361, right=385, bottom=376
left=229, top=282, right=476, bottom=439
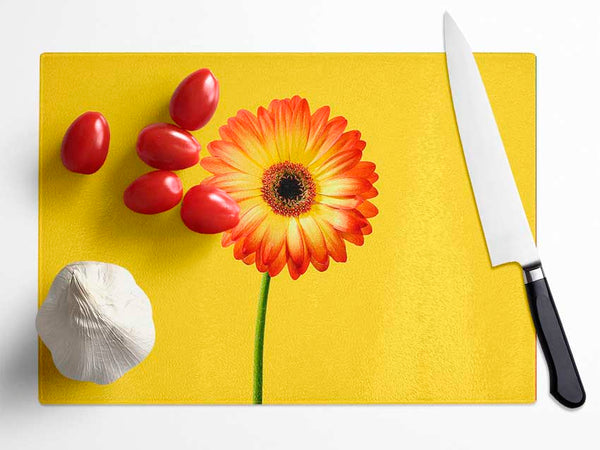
left=36, top=261, right=155, bottom=385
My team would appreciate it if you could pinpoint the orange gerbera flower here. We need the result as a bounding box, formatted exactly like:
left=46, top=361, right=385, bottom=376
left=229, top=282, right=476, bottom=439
left=200, top=96, right=378, bottom=279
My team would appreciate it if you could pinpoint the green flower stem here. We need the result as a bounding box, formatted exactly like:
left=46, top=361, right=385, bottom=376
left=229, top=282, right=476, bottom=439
left=253, top=272, right=271, bottom=404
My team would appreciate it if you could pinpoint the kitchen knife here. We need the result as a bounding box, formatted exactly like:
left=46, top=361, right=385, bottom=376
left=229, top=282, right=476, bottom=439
left=443, top=12, right=585, bottom=408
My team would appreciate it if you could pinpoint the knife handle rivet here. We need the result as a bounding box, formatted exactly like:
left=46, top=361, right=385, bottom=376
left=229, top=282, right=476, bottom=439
left=523, top=265, right=545, bottom=284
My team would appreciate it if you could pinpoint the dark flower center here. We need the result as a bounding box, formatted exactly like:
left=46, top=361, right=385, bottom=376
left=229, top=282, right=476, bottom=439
left=261, top=162, right=316, bottom=217
left=277, top=175, right=303, bottom=201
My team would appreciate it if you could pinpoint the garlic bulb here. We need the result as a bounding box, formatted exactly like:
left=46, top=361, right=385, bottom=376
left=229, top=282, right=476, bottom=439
left=36, top=261, right=155, bottom=385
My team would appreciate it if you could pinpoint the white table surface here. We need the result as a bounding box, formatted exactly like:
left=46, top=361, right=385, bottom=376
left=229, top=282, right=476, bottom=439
left=1, top=0, right=598, bottom=448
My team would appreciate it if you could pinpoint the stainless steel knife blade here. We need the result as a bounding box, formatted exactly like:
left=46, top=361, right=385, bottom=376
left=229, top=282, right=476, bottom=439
left=444, top=12, right=539, bottom=268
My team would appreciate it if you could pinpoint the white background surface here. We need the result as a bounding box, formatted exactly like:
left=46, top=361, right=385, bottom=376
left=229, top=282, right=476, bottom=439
left=0, top=0, right=598, bottom=448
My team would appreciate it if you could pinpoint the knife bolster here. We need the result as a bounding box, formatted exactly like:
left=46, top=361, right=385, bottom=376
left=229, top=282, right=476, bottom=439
left=523, top=264, right=545, bottom=284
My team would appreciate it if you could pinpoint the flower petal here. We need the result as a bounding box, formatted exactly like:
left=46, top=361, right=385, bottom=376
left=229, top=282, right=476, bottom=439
left=313, top=149, right=363, bottom=180
left=304, top=116, right=347, bottom=165
left=310, top=255, right=330, bottom=272
left=257, top=106, right=281, bottom=163
left=269, top=99, right=294, bottom=161
left=313, top=215, right=347, bottom=263
left=287, top=253, right=310, bottom=280
left=207, top=140, right=264, bottom=177
left=301, top=105, right=330, bottom=163
left=309, top=130, right=360, bottom=169
left=315, top=194, right=361, bottom=210
left=200, top=156, right=238, bottom=175
left=230, top=204, right=268, bottom=240
left=341, top=231, right=364, bottom=246
left=260, top=215, right=288, bottom=265
left=344, top=161, right=376, bottom=178
left=361, top=185, right=379, bottom=199
left=288, top=98, right=311, bottom=163
left=361, top=222, right=373, bottom=235
left=268, top=245, right=288, bottom=277
left=243, top=253, right=256, bottom=265
left=221, top=231, right=234, bottom=247
left=318, top=177, right=372, bottom=196
left=298, top=215, right=328, bottom=264
left=243, top=219, right=269, bottom=254
left=233, top=236, right=246, bottom=260
left=218, top=110, right=274, bottom=168
left=207, top=172, right=263, bottom=192
left=286, top=218, right=306, bottom=267
left=312, top=203, right=368, bottom=234
left=368, top=172, right=379, bottom=184
left=357, top=200, right=378, bottom=218
left=255, top=249, right=268, bottom=272
left=289, top=95, right=303, bottom=108
left=227, top=189, right=262, bottom=202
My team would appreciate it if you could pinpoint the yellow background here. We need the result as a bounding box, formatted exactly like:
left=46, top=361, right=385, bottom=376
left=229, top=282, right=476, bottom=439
left=39, top=53, right=536, bottom=404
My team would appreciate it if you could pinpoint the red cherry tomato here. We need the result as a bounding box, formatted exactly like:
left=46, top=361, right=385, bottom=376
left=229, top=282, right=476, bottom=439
left=136, top=123, right=200, bottom=170
left=181, top=184, right=240, bottom=234
left=61, top=111, right=110, bottom=174
left=124, top=170, right=183, bottom=214
left=169, top=69, right=219, bottom=131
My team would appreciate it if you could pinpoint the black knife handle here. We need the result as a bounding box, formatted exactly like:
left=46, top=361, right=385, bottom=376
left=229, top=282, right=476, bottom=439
left=524, top=264, right=585, bottom=408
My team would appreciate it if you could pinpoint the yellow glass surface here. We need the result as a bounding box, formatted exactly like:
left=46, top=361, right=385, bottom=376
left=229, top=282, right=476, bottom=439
left=39, top=53, right=536, bottom=404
